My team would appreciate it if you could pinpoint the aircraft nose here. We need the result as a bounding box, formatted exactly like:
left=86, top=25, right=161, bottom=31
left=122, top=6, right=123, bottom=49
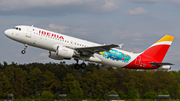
left=4, top=29, right=10, bottom=37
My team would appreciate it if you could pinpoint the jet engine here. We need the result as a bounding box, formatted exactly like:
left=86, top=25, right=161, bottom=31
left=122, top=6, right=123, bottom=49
left=56, top=46, right=75, bottom=59
left=159, top=65, right=171, bottom=70
left=49, top=51, right=63, bottom=60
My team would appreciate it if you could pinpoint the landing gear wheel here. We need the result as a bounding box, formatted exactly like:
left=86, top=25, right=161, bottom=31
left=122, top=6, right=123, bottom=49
left=21, top=44, right=28, bottom=54
left=74, top=64, right=80, bottom=70
left=80, top=63, right=86, bottom=69
left=21, top=50, right=26, bottom=54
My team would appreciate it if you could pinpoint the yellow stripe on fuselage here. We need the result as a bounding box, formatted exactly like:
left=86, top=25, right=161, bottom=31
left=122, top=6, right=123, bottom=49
left=155, top=35, right=174, bottom=44
left=101, top=52, right=104, bottom=55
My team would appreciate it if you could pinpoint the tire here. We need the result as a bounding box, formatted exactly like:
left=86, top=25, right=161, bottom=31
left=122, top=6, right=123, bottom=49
left=74, top=64, right=80, bottom=70
left=21, top=50, right=26, bottom=54
left=80, top=63, right=86, bottom=69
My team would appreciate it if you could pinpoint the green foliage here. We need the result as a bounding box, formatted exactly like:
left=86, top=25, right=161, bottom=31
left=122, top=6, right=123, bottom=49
left=35, top=91, right=41, bottom=99
left=70, top=80, right=83, bottom=101
left=143, top=91, right=157, bottom=99
left=159, top=90, right=170, bottom=95
left=106, top=90, right=117, bottom=96
left=127, top=90, right=138, bottom=99
left=63, top=73, right=75, bottom=95
left=118, top=90, right=126, bottom=99
left=0, top=62, right=180, bottom=100
left=41, top=91, right=53, bottom=100
left=105, top=90, right=118, bottom=100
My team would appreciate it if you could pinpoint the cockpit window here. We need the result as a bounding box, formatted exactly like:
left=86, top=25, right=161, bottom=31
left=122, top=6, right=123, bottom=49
left=13, top=27, right=21, bottom=31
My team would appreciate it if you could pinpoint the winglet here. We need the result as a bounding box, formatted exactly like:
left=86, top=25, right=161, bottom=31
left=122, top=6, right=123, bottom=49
left=118, top=44, right=124, bottom=48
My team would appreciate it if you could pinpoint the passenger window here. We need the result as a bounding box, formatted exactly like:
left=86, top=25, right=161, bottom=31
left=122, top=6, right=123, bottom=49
left=19, top=28, right=21, bottom=31
left=16, top=27, right=18, bottom=30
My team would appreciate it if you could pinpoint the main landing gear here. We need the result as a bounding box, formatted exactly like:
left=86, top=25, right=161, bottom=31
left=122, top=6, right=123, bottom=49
left=74, top=59, right=86, bottom=70
left=21, top=44, right=28, bottom=54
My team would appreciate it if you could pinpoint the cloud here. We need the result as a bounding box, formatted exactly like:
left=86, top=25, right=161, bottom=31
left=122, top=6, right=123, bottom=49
left=0, top=0, right=122, bottom=16
left=129, top=0, right=164, bottom=3
left=49, top=23, right=69, bottom=33
left=169, top=0, right=180, bottom=3
left=127, top=7, right=148, bottom=15
left=0, top=0, right=86, bottom=11
left=32, top=52, right=49, bottom=61
left=73, top=28, right=89, bottom=35
left=169, top=0, right=180, bottom=7
left=37, top=52, right=48, bottom=58
left=101, top=0, right=120, bottom=12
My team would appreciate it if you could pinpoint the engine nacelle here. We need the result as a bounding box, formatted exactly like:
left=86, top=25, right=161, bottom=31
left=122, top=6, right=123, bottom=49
left=159, top=65, right=171, bottom=70
left=49, top=51, right=63, bottom=60
left=56, top=46, right=75, bottom=59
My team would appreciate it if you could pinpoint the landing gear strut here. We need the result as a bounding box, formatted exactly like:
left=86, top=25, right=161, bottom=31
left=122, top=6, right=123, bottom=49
left=21, top=44, right=28, bottom=54
left=74, top=59, right=86, bottom=70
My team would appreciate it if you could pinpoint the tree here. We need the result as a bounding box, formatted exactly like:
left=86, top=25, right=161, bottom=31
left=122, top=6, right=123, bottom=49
left=42, top=70, right=57, bottom=91
left=143, top=91, right=157, bottom=99
left=159, top=90, right=169, bottom=95
left=118, top=90, right=126, bottom=99
left=70, top=80, right=83, bottom=101
left=127, top=90, right=138, bottom=99
left=41, top=91, right=53, bottom=100
left=106, top=90, right=117, bottom=96
left=106, top=90, right=118, bottom=100
left=62, top=73, right=75, bottom=94
left=0, top=71, right=11, bottom=99
left=81, top=71, right=94, bottom=98
left=28, top=68, right=43, bottom=96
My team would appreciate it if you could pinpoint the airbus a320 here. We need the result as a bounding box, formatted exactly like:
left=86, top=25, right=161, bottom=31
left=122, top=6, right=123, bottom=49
left=4, top=25, right=174, bottom=70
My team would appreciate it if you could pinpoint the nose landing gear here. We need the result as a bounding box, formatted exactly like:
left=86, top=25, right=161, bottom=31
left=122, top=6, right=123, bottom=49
left=21, top=44, right=28, bottom=54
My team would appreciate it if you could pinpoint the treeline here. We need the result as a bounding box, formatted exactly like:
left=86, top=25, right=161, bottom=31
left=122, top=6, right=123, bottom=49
left=0, top=61, right=179, bottom=100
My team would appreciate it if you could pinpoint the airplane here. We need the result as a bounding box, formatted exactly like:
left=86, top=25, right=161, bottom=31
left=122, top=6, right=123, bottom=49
left=4, top=25, right=175, bottom=70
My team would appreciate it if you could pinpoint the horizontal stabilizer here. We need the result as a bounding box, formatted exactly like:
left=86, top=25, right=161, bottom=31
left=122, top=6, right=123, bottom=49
left=150, top=62, right=174, bottom=66
left=118, top=44, right=124, bottom=48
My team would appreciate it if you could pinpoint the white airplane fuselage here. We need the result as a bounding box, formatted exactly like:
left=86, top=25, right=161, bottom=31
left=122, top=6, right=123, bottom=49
left=4, top=25, right=174, bottom=70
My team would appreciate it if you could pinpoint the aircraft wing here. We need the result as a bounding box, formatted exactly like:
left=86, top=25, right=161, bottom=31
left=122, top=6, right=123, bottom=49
left=74, top=44, right=123, bottom=55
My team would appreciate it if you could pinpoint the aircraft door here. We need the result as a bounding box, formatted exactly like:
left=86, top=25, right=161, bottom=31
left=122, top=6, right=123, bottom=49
left=26, top=26, right=33, bottom=38
left=135, top=56, right=141, bottom=65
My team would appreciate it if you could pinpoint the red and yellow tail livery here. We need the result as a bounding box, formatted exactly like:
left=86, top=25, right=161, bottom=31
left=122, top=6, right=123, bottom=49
left=124, top=35, right=174, bottom=69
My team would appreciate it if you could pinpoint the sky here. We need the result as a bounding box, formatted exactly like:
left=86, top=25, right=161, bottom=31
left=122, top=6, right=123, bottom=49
left=0, top=0, right=180, bottom=70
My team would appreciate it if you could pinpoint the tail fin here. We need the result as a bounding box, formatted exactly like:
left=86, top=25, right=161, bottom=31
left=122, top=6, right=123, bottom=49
left=142, top=35, right=174, bottom=62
